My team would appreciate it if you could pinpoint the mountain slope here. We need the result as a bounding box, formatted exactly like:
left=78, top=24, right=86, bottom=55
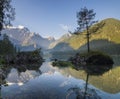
left=67, top=18, right=120, bottom=49
left=52, top=42, right=74, bottom=51
left=52, top=18, right=120, bottom=54
left=1, top=26, right=55, bottom=51
left=49, top=33, right=72, bottom=49
left=78, top=39, right=120, bottom=54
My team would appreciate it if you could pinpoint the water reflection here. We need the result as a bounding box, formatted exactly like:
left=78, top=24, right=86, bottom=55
left=58, top=66, right=120, bottom=94
left=66, top=87, right=101, bottom=99
left=1, top=62, right=87, bottom=99
left=1, top=63, right=76, bottom=99
left=0, top=63, right=42, bottom=99
left=1, top=61, right=120, bottom=99
left=6, top=68, right=41, bottom=86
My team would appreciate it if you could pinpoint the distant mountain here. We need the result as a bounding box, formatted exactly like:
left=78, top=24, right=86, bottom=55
left=51, top=42, right=73, bottom=52
left=49, top=33, right=72, bottom=49
left=51, top=18, right=120, bottom=54
left=1, top=26, right=55, bottom=51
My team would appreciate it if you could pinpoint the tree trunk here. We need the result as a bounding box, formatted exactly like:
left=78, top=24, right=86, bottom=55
left=83, top=73, right=89, bottom=99
left=87, top=33, right=90, bottom=52
left=86, top=24, right=90, bottom=53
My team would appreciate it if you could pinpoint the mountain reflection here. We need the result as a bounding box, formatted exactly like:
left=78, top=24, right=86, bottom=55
left=58, top=65, right=120, bottom=93
left=6, top=68, right=41, bottom=86
left=1, top=59, right=120, bottom=99
left=0, top=63, right=42, bottom=87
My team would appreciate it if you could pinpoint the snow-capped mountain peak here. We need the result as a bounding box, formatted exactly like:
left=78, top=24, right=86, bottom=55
left=47, top=36, right=55, bottom=41
left=1, top=25, right=55, bottom=51
left=18, top=25, right=25, bottom=29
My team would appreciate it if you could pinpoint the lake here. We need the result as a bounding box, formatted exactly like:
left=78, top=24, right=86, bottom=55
left=1, top=52, right=120, bottom=99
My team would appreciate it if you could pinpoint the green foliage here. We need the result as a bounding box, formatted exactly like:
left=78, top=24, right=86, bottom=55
left=0, top=35, right=43, bottom=65
left=0, top=0, right=15, bottom=31
left=0, top=34, right=17, bottom=64
left=79, top=51, right=113, bottom=60
left=75, top=7, right=97, bottom=53
left=81, top=39, right=120, bottom=55
left=70, top=51, right=113, bottom=75
left=0, top=57, right=6, bottom=64
left=0, top=34, right=16, bottom=56
left=15, top=48, right=43, bottom=64
left=52, top=61, right=73, bottom=67
left=76, top=7, right=97, bottom=32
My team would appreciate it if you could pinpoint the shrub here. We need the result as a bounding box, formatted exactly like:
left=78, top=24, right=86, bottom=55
left=52, top=61, right=73, bottom=67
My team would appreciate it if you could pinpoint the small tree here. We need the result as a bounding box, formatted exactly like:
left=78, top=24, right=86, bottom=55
left=75, top=7, right=97, bottom=99
left=76, top=7, right=97, bottom=52
left=74, top=7, right=106, bottom=99
left=0, top=0, right=15, bottom=33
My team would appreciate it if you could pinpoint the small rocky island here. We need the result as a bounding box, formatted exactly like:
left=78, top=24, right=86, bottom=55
left=69, top=51, right=114, bottom=75
left=53, top=51, right=114, bottom=72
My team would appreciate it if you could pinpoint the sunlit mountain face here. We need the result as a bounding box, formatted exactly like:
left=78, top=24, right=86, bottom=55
left=50, top=18, right=120, bottom=55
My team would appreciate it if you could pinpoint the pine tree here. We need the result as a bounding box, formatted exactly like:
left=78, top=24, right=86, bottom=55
left=76, top=7, right=97, bottom=52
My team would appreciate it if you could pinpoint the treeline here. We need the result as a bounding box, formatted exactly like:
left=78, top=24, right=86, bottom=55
left=0, top=34, right=43, bottom=65
left=0, top=34, right=17, bottom=64
left=0, top=34, right=17, bottom=56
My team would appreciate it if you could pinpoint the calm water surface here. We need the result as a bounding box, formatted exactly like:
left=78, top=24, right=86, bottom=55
left=1, top=53, right=120, bottom=99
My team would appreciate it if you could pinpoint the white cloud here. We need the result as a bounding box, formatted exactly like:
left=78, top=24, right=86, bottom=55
left=59, top=24, right=71, bottom=31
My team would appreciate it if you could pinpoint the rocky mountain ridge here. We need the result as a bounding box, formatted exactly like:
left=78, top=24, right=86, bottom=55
left=1, top=25, right=55, bottom=51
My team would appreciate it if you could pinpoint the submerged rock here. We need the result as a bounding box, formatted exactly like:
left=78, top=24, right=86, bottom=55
left=67, top=87, right=101, bottom=99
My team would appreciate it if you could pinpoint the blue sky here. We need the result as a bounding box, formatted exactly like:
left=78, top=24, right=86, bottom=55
left=12, top=0, right=120, bottom=39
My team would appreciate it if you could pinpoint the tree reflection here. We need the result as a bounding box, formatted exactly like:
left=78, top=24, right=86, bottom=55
left=65, top=63, right=113, bottom=99
left=0, top=65, right=11, bottom=85
left=69, top=51, right=114, bottom=99
left=0, top=62, right=43, bottom=98
left=0, top=64, right=11, bottom=99
left=13, top=64, right=42, bottom=73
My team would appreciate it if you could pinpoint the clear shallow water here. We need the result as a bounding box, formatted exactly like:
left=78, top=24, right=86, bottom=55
left=1, top=62, right=84, bottom=99
left=1, top=54, right=120, bottom=99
